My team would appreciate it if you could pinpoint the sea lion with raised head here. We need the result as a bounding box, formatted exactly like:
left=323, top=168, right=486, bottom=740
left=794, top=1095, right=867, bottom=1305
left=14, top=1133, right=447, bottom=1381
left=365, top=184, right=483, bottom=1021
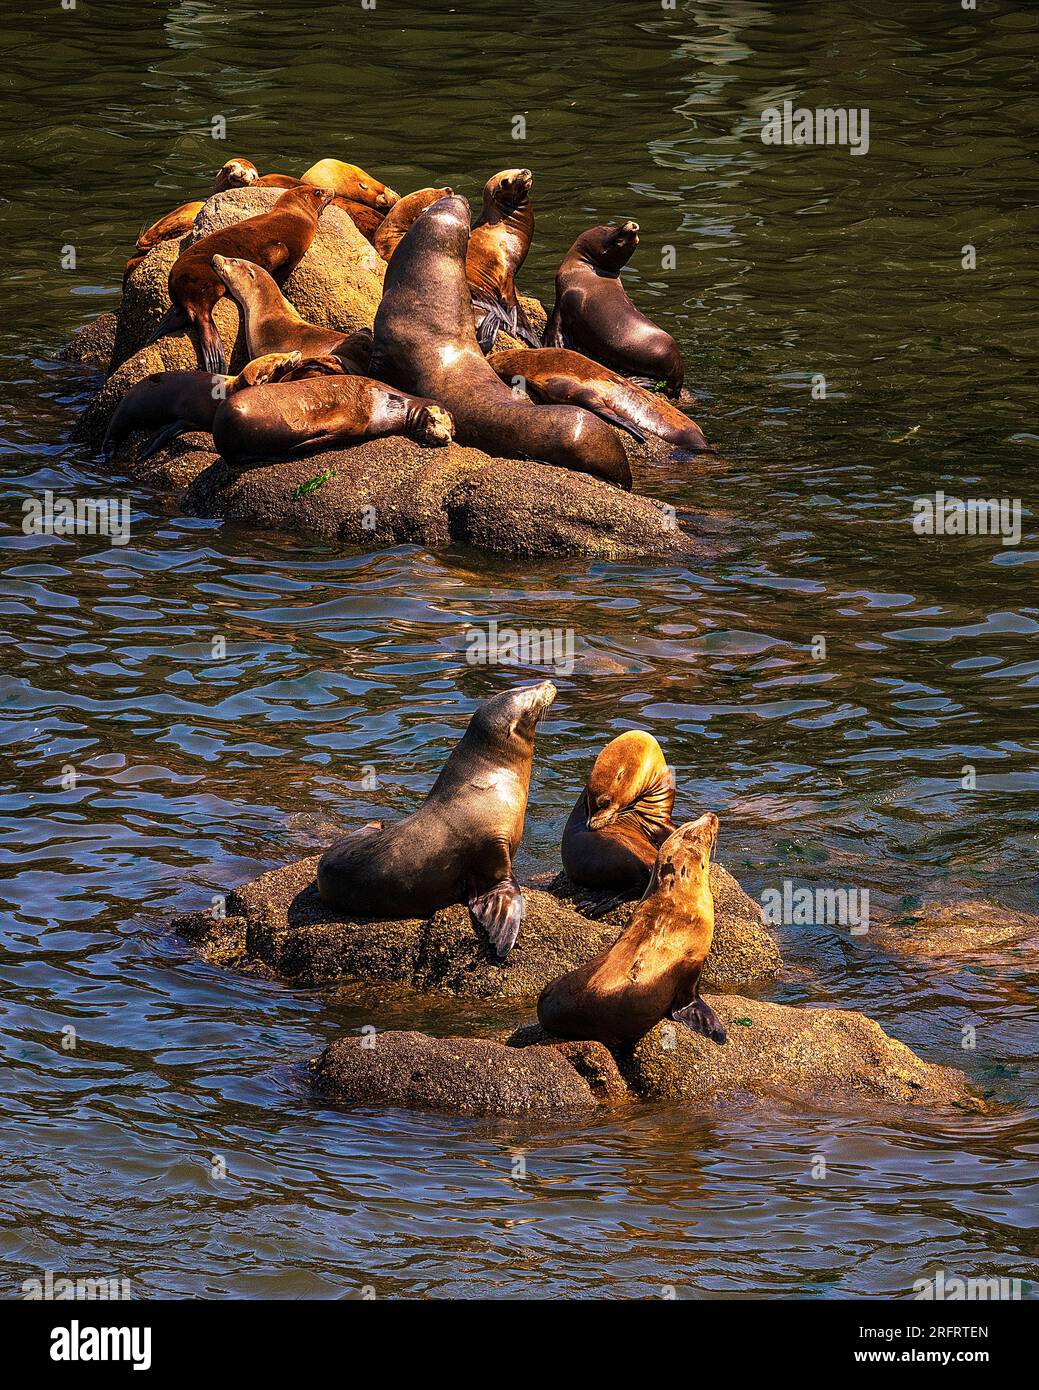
left=369, top=195, right=631, bottom=488
left=210, top=254, right=374, bottom=371
left=300, top=157, right=399, bottom=211
left=466, top=168, right=539, bottom=351
left=248, top=174, right=386, bottom=242
left=317, top=681, right=557, bottom=958
left=538, top=813, right=726, bottom=1046
left=123, top=158, right=259, bottom=288
left=561, top=731, right=676, bottom=891
left=211, top=372, right=454, bottom=466
left=374, top=186, right=454, bottom=263
left=151, top=184, right=333, bottom=375
left=490, top=347, right=709, bottom=453
left=545, top=221, right=684, bottom=397
left=100, top=351, right=303, bottom=460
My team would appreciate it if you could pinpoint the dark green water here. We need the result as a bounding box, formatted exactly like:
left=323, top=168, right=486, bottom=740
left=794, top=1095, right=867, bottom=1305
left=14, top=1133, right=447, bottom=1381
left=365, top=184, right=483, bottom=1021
left=1, top=0, right=1037, bottom=1298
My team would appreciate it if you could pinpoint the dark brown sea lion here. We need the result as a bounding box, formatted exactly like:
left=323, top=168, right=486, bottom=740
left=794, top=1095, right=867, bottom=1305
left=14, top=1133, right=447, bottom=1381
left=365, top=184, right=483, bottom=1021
left=100, top=351, right=303, bottom=459
left=317, top=681, right=557, bottom=958
left=560, top=731, right=676, bottom=891
left=545, top=221, right=684, bottom=397
left=489, top=347, right=709, bottom=453
left=466, top=168, right=539, bottom=351
left=211, top=373, right=454, bottom=466
left=538, top=813, right=726, bottom=1046
left=151, top=184, right=333, bottom=376
left=123, top=159, right=259, bottom=288
left=373, top=186, right=454, bottom=263
left=300, top=158, right=400, bottom=211
left=210, top=254, right=374, bottom=371
left=368, top=195, right=632, bottom=488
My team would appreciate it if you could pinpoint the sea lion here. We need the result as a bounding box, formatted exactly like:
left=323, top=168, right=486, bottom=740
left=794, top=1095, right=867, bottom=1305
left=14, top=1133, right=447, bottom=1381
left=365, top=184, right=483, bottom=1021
left=100, top=351, right=303, bottom=459
left=300, top=157, right=399, bottom=211
left=211, top=373, right=455, bottom=465
left=538, top=813, right=726, bottom=1047
left=560, top=731, right=676, bottom=891
left=152, top=184, right=333, bottom=375
left=249, top=174, right=385, bottom=242
left=373, top=186, right=454, bottom=263
left=123, top=159, right=259, bottom=288
left=210, top=253, right=374, bottom=371
left=489, top=347, right=709, bottom=453
left=545, top=221, right=684, bottom=397
left=466, top=168, right=539, bottom=351
left=317, top=681, right=557, bottom=958
left=369, top=195, right=632, bottom=488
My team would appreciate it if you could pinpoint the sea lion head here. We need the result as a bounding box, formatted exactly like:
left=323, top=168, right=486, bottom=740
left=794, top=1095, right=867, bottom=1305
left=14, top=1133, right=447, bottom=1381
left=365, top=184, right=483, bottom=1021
left=413, top=402, right=455, bottom=446
left=486, top=167, right=533, bottom=212
left=584, top=730, right=674, bottom=832
left=210, top=253, right=261, bottom=295
left=573, top=220, right=640, bottom=275
left=465, top=681, right=557, bottom=760
left=649, top=812, right=718, bottom=905
left=213, top=158, right=259, bottom=193
left=410, top=193, right=472, bottom=257
left=279, top=184, right=335, bottom=217
left=234, top=351, right=304, bottom=390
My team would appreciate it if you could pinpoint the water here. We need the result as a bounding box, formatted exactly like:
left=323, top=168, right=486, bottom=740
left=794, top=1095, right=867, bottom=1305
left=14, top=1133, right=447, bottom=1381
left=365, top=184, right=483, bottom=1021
left=2, top=0, right=1037, bottom=1299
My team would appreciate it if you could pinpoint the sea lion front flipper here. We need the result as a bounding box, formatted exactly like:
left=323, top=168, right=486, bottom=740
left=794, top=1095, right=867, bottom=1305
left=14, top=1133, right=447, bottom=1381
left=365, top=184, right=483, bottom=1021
left=138, top=420, right=189, bottom=460
left=671, top=995, right=727, bottom=1045
left=551, top=380, right=648, bottom=444
left=468, top=876, right=525, bottom=960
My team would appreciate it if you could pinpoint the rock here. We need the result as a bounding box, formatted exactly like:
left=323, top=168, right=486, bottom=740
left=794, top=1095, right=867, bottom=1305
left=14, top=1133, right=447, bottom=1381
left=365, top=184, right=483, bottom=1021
left=310, top=1029, right=618, bottom=1116
left=871, top=900, right=1039, bottom=960
left=58, top=312, right=117, bottom=370
left=109, top=185, right=385, bottom=375
left=178, top=443, right=698, bottom=560
left=172, top=851, right=773, bottom=997
left=620, top=996, right=983, bottom=1112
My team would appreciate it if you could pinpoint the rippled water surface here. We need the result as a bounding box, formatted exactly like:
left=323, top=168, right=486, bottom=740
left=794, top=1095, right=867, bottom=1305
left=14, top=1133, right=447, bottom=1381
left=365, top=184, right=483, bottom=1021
left=2, top=0, right=1037, bottom=1299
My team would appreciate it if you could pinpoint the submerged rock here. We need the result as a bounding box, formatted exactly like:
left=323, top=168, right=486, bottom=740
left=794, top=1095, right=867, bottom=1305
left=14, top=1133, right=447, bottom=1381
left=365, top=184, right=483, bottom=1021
left=872, top=900, right=1039, bottom=960
left=310, top=1029, right=626, bottom=1117
left=173, top=854, right=777, bottom=997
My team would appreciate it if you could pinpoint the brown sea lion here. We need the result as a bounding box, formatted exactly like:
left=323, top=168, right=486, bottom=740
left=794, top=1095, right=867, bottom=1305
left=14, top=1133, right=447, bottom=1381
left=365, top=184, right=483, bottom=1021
left=317, top=681, right=557, bottom=958
left=545, top=221, right=684, bottom=397
left=466, top=168, right=539, bottom=351
left=561, top=731, right=676, bottom=891
left=100, top=351, right=303, bottom=460
left=538, top=813, right=726, bottom=1046
left=123, top=159, right=260, bottom=288
left=211, top=373, right=454, bottom=466
left=210, top=254, right=373, bottom=371
left=300, top=157, right=399, bottom=211
left=151, top=184, right=333, bottom=376
left=246, top=173, right=385, bottom=243
left=489, top=347, right=709, bottom=453
left=373, top=187, right=454, bottom=263
left=368, top=195, right=632, bottom=488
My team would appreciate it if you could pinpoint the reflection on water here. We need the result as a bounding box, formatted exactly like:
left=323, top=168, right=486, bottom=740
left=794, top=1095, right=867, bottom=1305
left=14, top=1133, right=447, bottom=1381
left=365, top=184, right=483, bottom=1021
left=1, top=0, right=1037, bottom=1298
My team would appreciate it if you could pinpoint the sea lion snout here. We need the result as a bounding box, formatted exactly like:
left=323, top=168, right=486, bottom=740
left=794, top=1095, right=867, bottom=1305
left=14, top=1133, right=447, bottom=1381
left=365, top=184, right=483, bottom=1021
left=668, top=812, right=719, bottom=863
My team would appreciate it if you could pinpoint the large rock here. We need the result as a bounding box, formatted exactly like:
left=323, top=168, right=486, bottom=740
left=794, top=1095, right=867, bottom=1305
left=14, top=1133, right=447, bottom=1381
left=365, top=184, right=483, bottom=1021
left=178, top=444, right=698, bottom=560
left=110, top=186, right=384, bottom=374
left=310, top=1030, right=627, bottom=1117
left=871, top=900, right=1039, bottom=961
left=172, top=854, right=778, bottom=997
left=615, top=996, right=983, bottom=1111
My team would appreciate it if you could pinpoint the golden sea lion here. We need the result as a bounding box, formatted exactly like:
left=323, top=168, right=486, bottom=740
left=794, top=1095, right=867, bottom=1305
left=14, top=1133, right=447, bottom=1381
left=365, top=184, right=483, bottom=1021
left=373, top=187, right=454, bottom=263
left=538, top=813, right=726, bottom=1047
left=300, top=157, right=399, bottom=211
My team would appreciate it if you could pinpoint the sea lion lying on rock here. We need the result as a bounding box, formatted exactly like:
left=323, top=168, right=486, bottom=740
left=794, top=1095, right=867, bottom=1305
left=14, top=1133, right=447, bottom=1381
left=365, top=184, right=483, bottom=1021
left=540, top=813, right=727, bottom=1048
left=317, top=682, right=557, bottom=959
left=368, top=194, right=632, bottom=488
left=490, top=347, right=709, bottom=453
left=546, top=220, right=684, bottom=396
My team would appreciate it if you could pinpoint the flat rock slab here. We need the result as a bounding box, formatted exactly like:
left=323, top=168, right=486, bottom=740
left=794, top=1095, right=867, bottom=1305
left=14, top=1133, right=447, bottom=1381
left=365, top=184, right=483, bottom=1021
left=172, top=854, right=780, bottom=998
left=310, top=1030, right=626, bottom=1117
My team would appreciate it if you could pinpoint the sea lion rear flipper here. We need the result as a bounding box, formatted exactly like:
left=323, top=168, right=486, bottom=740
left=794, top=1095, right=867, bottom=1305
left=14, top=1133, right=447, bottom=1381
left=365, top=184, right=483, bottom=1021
left=473, top=296, right=512, bottom=353
left=468, top=876, right=525, bottom=960
left=671, top=995, right=727, bottom=1045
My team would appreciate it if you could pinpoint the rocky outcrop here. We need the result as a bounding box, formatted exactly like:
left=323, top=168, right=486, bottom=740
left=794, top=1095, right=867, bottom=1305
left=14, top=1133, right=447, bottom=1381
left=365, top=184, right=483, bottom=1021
left=58, top=312, right=118, bottom=370
left=310, top=1030, right=627, bottom=1117
left=172, top=854, right=779, bottom=997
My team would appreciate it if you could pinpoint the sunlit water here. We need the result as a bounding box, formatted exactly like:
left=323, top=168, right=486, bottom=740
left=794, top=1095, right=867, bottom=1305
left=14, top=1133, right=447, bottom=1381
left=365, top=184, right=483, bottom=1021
left=1, top=1, right=1037, bottom=1299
